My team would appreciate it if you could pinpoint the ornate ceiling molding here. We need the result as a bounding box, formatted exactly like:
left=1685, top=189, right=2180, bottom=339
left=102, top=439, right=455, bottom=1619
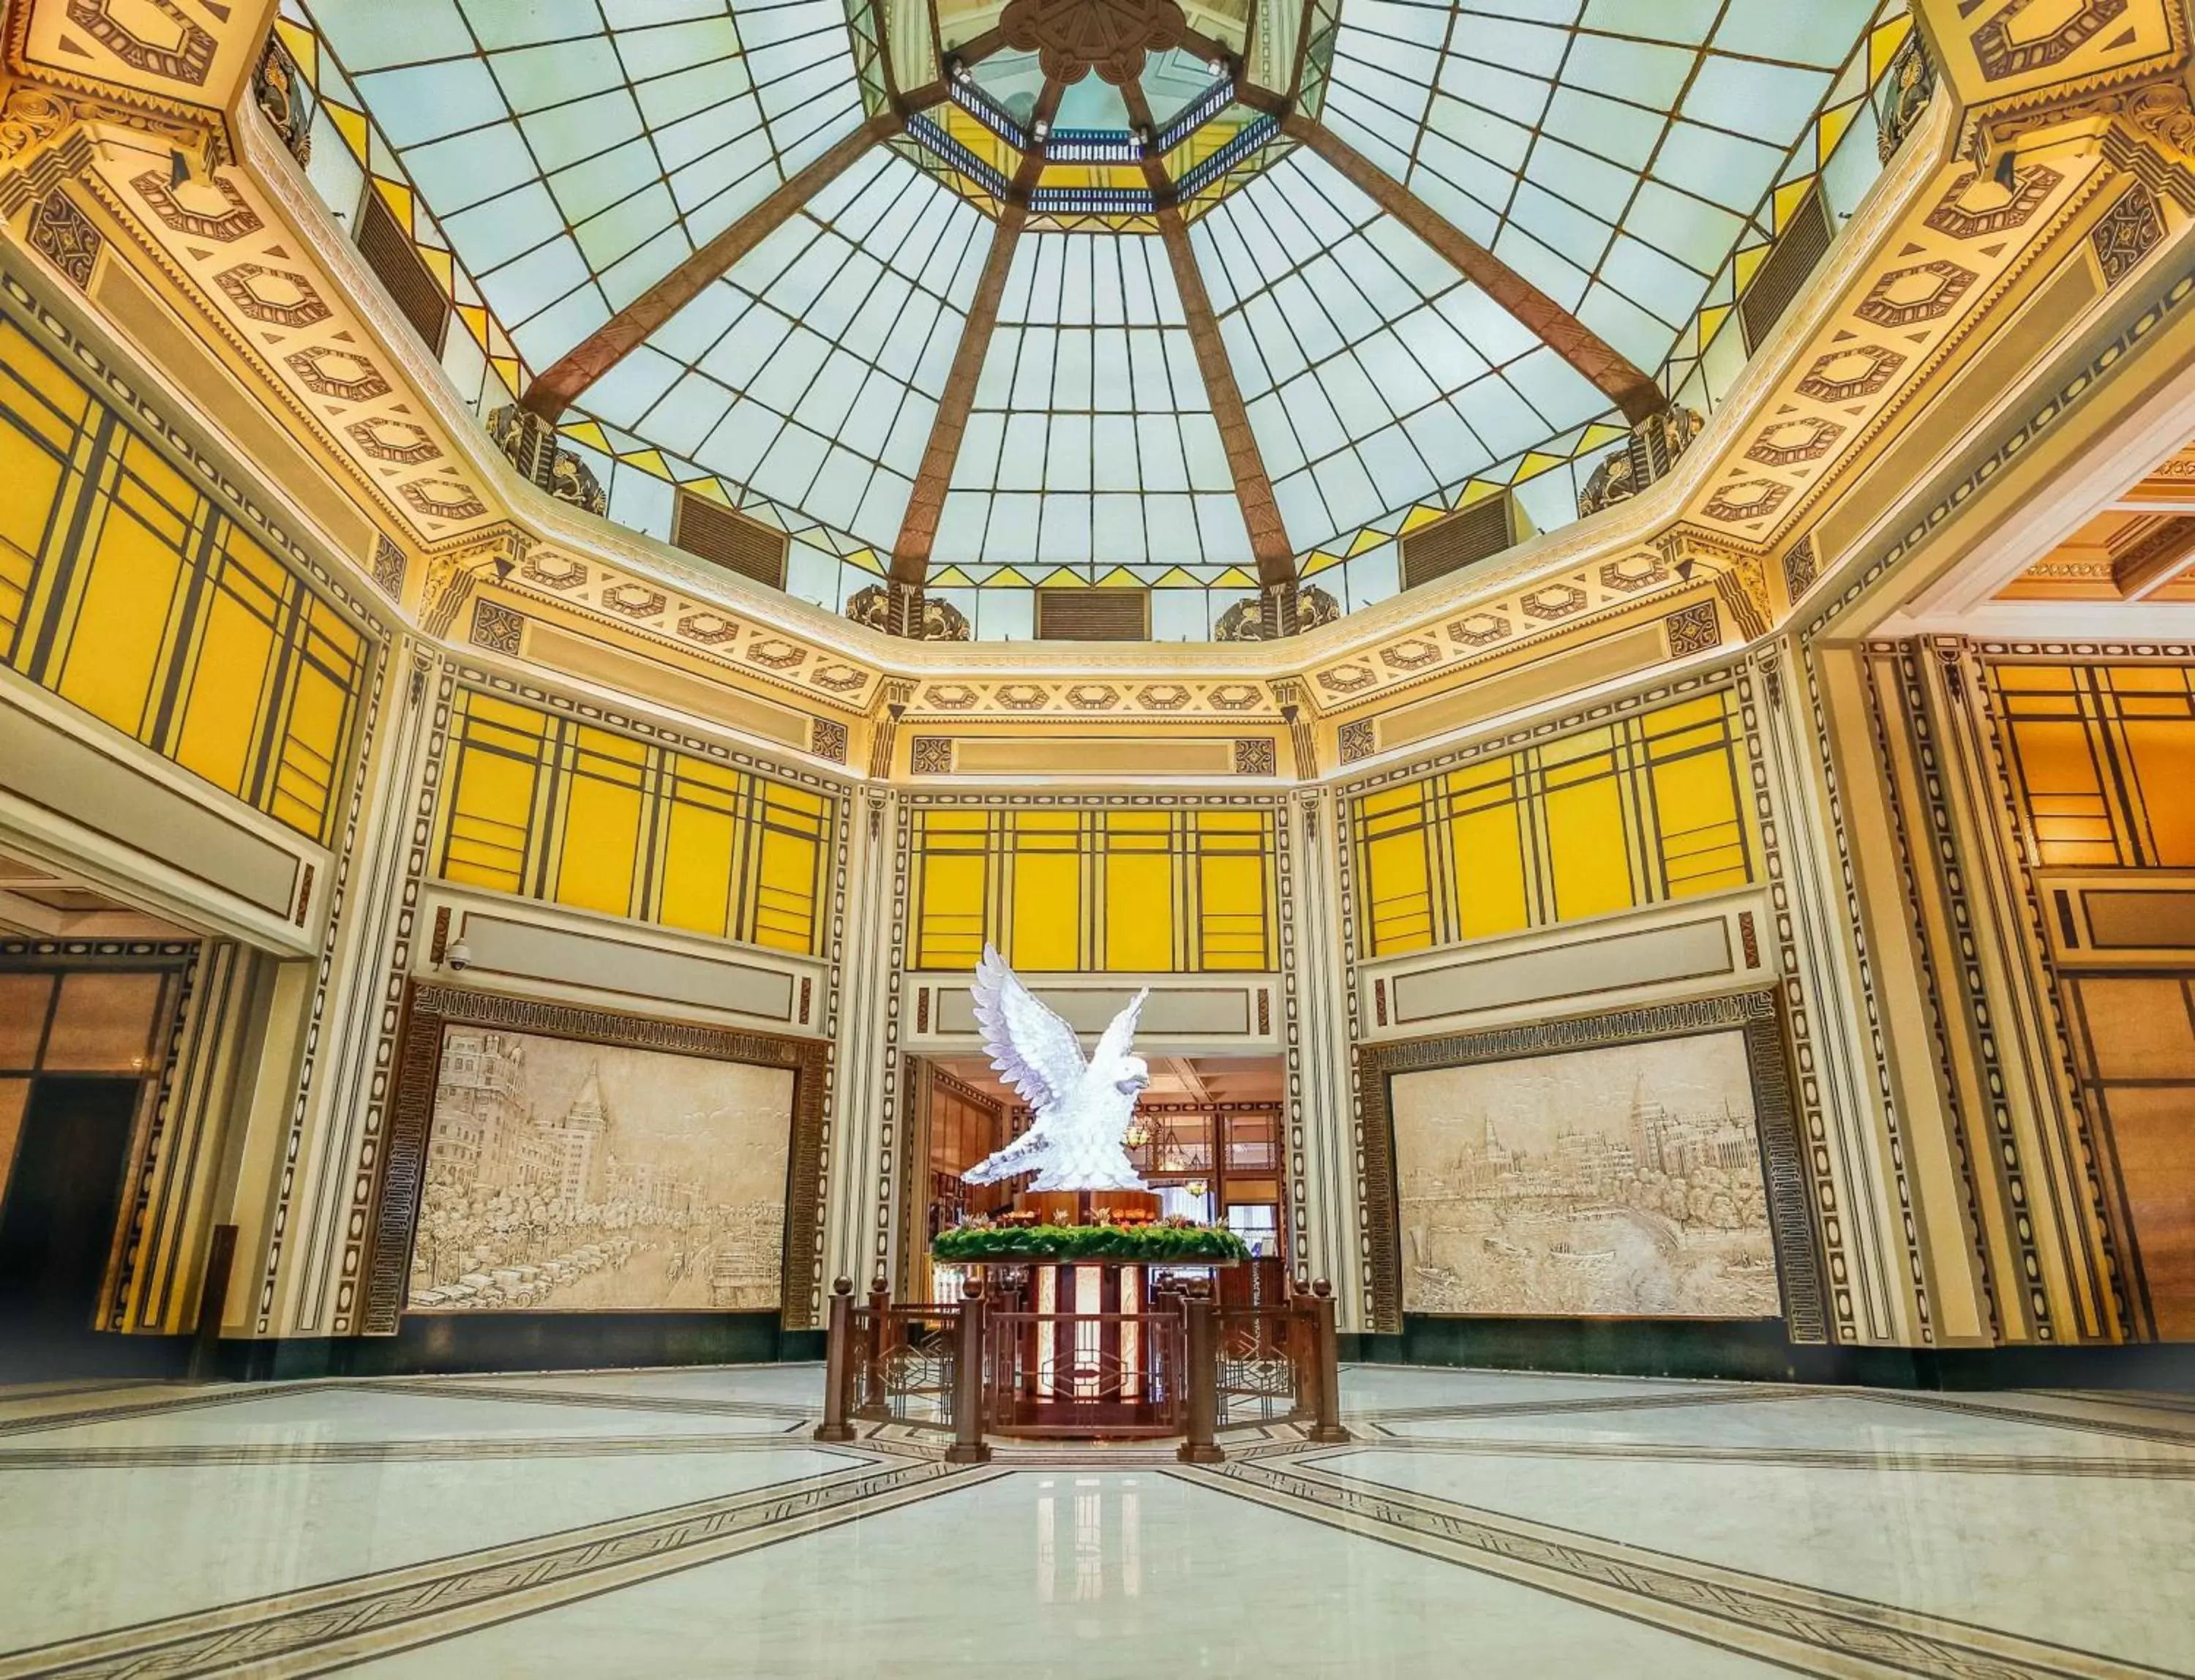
left=5, top=0, right=2194, bottom=758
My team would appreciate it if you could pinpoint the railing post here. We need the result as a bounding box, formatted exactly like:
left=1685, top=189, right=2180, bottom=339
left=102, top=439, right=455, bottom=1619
left=1177, top=1290, right=1224, bottom=1463
left=945, top=1279, right=991, bottom=1464
left=814, top=1277, right=855, bottom=1441
left=1307, top=1280, right=1351, bottom=1443
left=866, top=1270, right=891, bottom=1409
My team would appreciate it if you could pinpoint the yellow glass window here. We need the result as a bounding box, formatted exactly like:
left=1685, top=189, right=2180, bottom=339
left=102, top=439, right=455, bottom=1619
left=1195, top=811, right=1271, bottom=971
left=55, top=443, right=194, bottom=739
left=1359, top=784, right=1437, bottom=956
left=441, top=694, right=551, bottom=893
left=1103, top=811, right=1175, bottom=972
left=435, top=690, right=831, bottom=956
left=552, top=726, right=648, bottom=918
left=170, top=532, right=285, bottom=801
left=658, top=758, right=740, bottom=939
left=749, top=782, right=828, bottom=953
left=1010, top=811, right=1084, bottom=972
left=0, top=318, right=365, bottom=845
left=1541, top=727, right=1637, bottom=923
left=1351, top=689, right=1755, bottom=955
left=1444, top=757, right=1530, bottom=942
left=909, top=803, right=1276, bottom=972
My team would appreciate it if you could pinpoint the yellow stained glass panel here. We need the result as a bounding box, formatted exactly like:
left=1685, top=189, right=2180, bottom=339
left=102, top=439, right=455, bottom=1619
left=552, top=727, right=647, bottom=917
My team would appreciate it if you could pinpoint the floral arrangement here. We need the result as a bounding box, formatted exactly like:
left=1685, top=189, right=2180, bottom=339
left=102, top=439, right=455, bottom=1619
left=932, top=1212, right=1250, bottom=1264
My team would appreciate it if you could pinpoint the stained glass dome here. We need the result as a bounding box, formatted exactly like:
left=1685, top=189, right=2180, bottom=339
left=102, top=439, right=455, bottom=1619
left=276, top=0, right=1916, bottom=638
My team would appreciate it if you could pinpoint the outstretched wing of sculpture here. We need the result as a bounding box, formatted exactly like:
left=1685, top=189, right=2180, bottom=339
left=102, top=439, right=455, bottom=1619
left=962, top=946, right=1152, bottom=1191
left=1089, top=987, right=1148, bottom=1073
left=969, top=943, right=1085, bottom=1117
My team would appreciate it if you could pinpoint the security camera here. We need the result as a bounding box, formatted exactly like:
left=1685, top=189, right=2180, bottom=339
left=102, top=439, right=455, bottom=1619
left=444, top=940, right=472, bottom=972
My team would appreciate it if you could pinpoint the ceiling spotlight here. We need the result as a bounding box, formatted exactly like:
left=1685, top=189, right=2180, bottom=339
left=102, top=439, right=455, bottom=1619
left=1032, top=116, right=1050, bottom=141
left=947, top=55, right=969, bottom=84
left=1131, top=123, right=1150, bottom=152
left=1207, top=54, right=1227, bottom=78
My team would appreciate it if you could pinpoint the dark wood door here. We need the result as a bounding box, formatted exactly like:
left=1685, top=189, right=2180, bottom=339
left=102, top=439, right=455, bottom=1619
left=0, top=1076, right=140, bottom=1378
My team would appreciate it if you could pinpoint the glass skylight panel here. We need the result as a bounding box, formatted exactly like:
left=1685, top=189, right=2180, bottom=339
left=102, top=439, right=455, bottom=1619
left=935, top=234, right=1253, bottom=569
left=304, top=0, right=863, bottom=369
left=1321, top=0, right=1876, bottom=373
left=575, top=150, right=985, bottom=549
left=1193, top=150, right=1606, bottom=556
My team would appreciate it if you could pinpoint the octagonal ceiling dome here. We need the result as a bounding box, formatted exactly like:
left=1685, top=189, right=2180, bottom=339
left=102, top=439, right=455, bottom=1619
left=277, top=0, right=1916, bottom=639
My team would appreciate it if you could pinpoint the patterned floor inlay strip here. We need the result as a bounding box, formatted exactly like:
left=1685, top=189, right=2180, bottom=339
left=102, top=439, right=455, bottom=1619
left=0, top=1383, right=350, bottom=1439
left=0, top=1433, right=865, bottom=1472
left=1305, top=1438, right=2195, bottom=1480
left=362, top=1380, right=815, bottom=1422
left=1176, top=1458, right=2184, bottom=1680
left=1350, top=1387, right=1819, bottom=1430
left=1861, top=1393, right=2195, bottom=1451
left=0, top=1458, right=1004, bottom=1680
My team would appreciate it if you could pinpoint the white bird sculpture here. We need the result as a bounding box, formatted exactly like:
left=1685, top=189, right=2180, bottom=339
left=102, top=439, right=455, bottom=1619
left=961, top=945, right=1152, bottom=1192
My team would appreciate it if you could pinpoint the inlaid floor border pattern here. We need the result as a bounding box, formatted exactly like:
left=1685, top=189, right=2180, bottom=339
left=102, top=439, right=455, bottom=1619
left=0, top=1452, right=1000, bottom=1680
left=1309, top=1436, right=2195, bottom=1480
left=0, top=1430, right=822, bottom=1471
left=1185, top=1455, right=2185, bottom=1680
left=3, top=1371, right=2191, bottom=1679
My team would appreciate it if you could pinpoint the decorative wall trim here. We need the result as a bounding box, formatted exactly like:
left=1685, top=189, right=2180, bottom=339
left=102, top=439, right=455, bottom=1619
left=361, top=983, right=829, bottom=1336
left=330, top=656, right=451, bottom=1337
left=1860, top=641, right=2012, bottom=1340
left=1737, top=650, right=1866, bottom=1343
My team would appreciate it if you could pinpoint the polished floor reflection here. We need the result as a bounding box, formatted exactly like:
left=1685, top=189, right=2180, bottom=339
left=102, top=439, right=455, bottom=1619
left=1, top=1366, right=2189, bottom=1677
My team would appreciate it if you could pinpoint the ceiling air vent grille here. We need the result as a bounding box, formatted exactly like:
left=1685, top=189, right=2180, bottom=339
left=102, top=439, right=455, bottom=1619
left=672, top=492, right=788, bottom=590
left=1400, top=495, right=1516, bottom=591
left=1036, top=588, right=1149, bottom=641
left=356, top=195, right=449, bottom=355
left=1739, top=187, right=1833, bottom=353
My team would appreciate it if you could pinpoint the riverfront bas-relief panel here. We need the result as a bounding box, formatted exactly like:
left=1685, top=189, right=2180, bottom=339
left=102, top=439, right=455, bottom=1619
left=407, top=1027, right=794, bottom=1313
left=1391, top=1032, right=1781, bottom=1318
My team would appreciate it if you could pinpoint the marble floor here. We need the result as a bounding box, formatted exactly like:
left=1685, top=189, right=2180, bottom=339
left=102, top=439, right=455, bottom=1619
left=0, top=1367, right=2190, bottom=1677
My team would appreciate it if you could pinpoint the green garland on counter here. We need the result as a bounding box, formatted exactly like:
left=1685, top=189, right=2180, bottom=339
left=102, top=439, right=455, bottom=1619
left=931, top=1223, right=1251, bottom=1264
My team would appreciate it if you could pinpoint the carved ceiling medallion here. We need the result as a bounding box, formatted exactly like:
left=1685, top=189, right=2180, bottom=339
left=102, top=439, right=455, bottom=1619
left=999, top=0, right=1188, bottom=86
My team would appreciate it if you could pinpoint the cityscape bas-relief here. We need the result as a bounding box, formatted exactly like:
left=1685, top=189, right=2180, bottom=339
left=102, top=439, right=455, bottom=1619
left=406, top=1026, right=793, bottom=1313
left=1391, top=1031, right=1781, bottom=1319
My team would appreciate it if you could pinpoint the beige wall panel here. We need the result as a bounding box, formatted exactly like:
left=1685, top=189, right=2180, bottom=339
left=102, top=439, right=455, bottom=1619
left=926, top=979, right=1264, bottom=1040
left=0, top=696, right=304, bottom=918
left=947, top=738, right=1239, bottom=776
left=1389, top=915, right=1736, bottom=1024
left=451, top=910, right=800, bottom=1022
left=523, top=621, right=811, bottom=749
left=1374, top=623, right=1668, bottom=753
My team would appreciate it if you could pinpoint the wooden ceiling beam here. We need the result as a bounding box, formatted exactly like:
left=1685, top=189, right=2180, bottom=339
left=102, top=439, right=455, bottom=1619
left=1283, top=115, right=1667, bottom=425
left=521, top=113, right=898, bottom=420
left=1156, top=204, right=1297, bottom=586
left=888, top=80, right=1064, bottom=583
left=948, top=26, right=1008, bottom=69
left=1123, top=79, right=1173, bottom=198
left=888, top=206, right=1027, bottom=582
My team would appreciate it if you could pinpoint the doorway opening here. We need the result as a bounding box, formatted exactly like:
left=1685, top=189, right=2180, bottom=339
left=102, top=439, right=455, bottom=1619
left=898, top=1053, right=1286, bottom=1304
left=0, top=964, right=181, bottom=1379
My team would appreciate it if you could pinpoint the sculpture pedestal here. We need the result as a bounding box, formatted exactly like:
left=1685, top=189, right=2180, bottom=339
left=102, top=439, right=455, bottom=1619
left=986, top=1259, right=1179, bottom=1437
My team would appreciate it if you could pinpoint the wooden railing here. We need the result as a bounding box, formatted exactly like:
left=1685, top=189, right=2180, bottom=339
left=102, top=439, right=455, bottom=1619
left=816, top=1273, right=1348, bottom=1461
